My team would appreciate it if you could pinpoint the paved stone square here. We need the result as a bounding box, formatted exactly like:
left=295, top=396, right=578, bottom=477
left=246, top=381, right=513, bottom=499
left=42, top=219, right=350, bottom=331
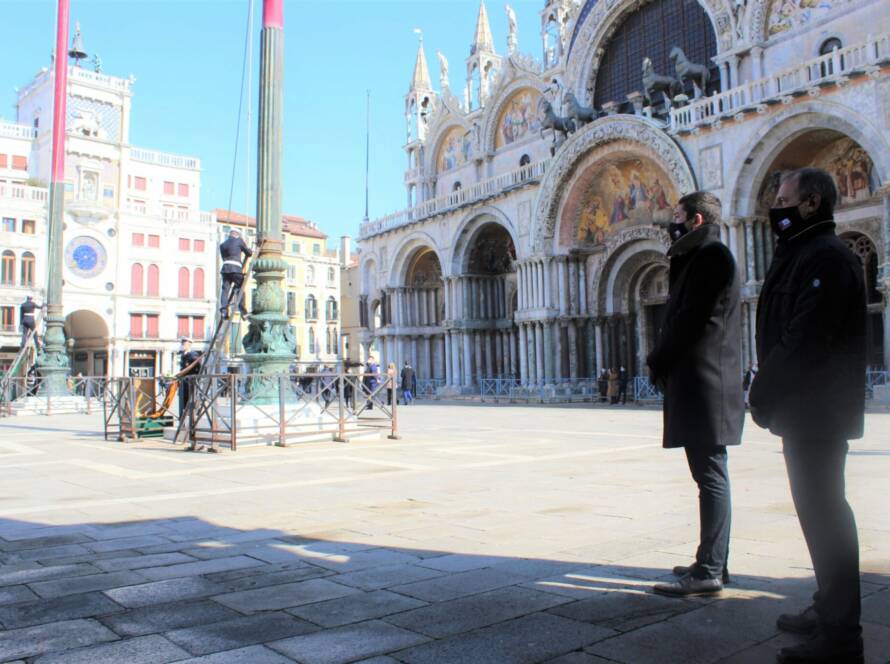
left=0, top=404, right=888, bottom=663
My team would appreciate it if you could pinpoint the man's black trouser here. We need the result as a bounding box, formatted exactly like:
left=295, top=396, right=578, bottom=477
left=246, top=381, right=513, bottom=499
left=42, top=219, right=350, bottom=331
left=783, top=437, right=861, bottom=641
left=179, top=380, right=191, bottom=418
left=685, top=445, right=731, bottom=581
left=219, top=272, right=247, bottom=316
left=21, top=321, right=38, bottom=348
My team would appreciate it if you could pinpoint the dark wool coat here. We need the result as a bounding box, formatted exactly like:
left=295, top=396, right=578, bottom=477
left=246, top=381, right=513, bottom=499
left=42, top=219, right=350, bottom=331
left=647, top=224, right=744, bottom=449
left=749, top=221, right=865, bottom=441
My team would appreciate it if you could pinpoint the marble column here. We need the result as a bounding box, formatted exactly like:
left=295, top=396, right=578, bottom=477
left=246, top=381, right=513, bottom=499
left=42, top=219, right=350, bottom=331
left=542, top=257, right=552, bottom=311
left=519, top=323, right=529, bottom=384
left=495, top=331, right=503, bottom=376
left=579, top=259, right=588, bottom=315
left=534, top=323, right=545, bottom=385
left=585, top=319, right=596, bottom=378
left=558, top=259, right=568, bottom=315
left=883, top=304, right=890, bottom=370
left=763, top=219, right=775, bottom=268
left=451, top=331, right=461, bottom=386
left=542, top=322, right=554, bottom=383
left=568, top=259, right=579, bottom=316
left=510, top=329, right=518, bottom=378
left=744, top=219, right=756, bottom=284
left=436, top=335, right=446, bottom=380
left=567, top=321, right=579, bottom=380
left=462, top=332, right=473, bottom=387
left=728, top=54, right=740, bottom=88
left=751, top=46, right=764, bottom=81
left=594, top=318, right=604, bottom=375
left=473, top=332, right=483, bottom=384
left=554, top=323, right=564, bottom=381
left=753, top=220, right=764, bottom=281
left=444, top=330, right=453, bottom=385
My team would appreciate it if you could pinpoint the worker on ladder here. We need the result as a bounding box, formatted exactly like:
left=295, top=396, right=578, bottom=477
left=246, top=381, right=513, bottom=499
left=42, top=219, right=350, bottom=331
left=219, top=229, right=252, bottom=319
left=176, top=337, right=203, bottom=419
left=20, top=296, right=44, bottom=349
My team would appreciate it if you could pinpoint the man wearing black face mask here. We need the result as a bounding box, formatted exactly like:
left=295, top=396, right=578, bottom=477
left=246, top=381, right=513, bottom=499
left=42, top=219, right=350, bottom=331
left=750, top=168, right=865, bottom=663
left=647, top=191, right=743, bottom=597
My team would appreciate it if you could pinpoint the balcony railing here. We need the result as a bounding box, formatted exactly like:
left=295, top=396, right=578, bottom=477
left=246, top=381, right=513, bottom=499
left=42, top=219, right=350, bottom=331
left=671, top=33, right=890, bottom=133
left=68, top=66, right=133, bottom=93
left=361, top=159, right=549, bottom=239
left=0, top=183, right=48, bottom=202
left=0, top=122, right=37, bottom=140
left=129, top=147, right=200, bottom=171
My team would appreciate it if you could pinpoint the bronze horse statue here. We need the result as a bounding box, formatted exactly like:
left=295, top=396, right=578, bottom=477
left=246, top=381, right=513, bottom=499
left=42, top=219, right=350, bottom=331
left=642, top=57, right=681, bottom=108
left=670, top=46, right=710, bottom=94
left=563, top=91, right=601, bottom=128
left=539, top=98, right=575, bottom=141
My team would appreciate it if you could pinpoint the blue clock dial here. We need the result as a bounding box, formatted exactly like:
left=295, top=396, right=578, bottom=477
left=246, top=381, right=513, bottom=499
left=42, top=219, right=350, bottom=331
left=65, top=236, right=107, bottom=278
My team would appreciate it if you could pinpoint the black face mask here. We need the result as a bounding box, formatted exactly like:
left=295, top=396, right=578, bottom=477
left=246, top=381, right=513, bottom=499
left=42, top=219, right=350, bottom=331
left=768, top=204, right=804, bottom=240
left=667, top=221, right=690, bottom=241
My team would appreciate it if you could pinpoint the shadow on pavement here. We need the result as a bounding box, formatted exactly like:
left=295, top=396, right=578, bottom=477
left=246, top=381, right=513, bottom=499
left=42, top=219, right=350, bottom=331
left=0, top=515, right=888, bottom=663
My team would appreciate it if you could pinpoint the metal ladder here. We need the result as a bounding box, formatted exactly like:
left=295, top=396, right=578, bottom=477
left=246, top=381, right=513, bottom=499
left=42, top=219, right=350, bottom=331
left=0, top=329, right=36, bottom=408
left=171, top=271, right=249, bottom=444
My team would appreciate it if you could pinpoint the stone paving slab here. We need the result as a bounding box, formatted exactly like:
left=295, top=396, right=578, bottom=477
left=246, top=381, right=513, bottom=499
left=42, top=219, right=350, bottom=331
left=0, top=618, right=118, bottom=661
left=136, top=554, right=264, bottom=581
left=93, top=551, right=196, bottom=572
left=103, top=576, right=224, bottom=608
left=29, top=570, right=146, bottom=599
left=287, top=588, right=427, bottom=628
left=174, top=645, right=296, bottom=663
left=31, top=634, right=191, bottom=664
left=99, top=599, right=242, bottom=637
left=0, top=585, right=38, bottom=606
left=165, top=611, right=318, bottom=656
left=0, top=590, right=121, bottom=629
left=213, top=577, right=360, bottom=614
left=269, top=619, right=430, bottom=664
left=0, top=562, right=97, bottom=588
left=329, top=562, right=447, bottom=591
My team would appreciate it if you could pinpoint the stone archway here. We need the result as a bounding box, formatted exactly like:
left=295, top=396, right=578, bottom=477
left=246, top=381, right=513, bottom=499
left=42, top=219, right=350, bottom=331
left=64, top=309, right=109, bottom=376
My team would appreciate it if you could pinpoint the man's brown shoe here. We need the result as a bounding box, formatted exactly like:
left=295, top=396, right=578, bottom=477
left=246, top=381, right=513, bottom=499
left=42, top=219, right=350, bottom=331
left=653, top=575, right=723, bottom=597
left=672, top=562, right=731, bottom=585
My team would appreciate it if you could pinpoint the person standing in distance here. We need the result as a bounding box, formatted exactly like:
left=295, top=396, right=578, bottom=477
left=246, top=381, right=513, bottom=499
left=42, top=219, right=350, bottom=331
left=19, top=295, right=45, bottom=349
left=749, top=167, right=865, bottom=664
left=648, top=191, right=743, bottom=597
left=219, top=229, right=252, bottom=319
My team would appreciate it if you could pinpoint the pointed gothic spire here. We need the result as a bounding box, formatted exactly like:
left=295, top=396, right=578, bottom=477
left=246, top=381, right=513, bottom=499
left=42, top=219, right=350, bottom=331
left=471, top=0, right=495, bottom=55
left=410, top=31, right=432, bottom=91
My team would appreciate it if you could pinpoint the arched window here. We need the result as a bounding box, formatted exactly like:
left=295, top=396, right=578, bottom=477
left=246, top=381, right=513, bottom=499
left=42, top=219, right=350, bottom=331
left=484, top=62, right=497, bottom=92
left=819, top=37, right=843, bottom=55
left=2, top=251, right=15, bottom=285
left=593, top=0, right=718, bottom=111
left=130, top=263, right=144, bottom=296
left=545, top=17, right=561, bottom=68
left=305, top=294, right=318, bottom=320
left=819, top=38, right=844, bottom=76
left=308, top=327, right=316, bottom=354
left=147, top=264, right=159, bottom=296
left=407, top=98, right=417, bottom=142
left=20, top=252, right=35, bottom=287
left=306, top=266, right=315, bottom=285
left=326, top=296, right=338, bottom=321
left=193, top=268, right=205, bottom=299
left=409, top=184, right=417, bottom=207
left=519, top=154, right=531, bottom=167
left=452, top=181, right=462, bottom=192
left=470, top=64, right=481, bottom=110
left=178, top=267, right=190, bottom=298
left=327, top=267, right=335, bottom=284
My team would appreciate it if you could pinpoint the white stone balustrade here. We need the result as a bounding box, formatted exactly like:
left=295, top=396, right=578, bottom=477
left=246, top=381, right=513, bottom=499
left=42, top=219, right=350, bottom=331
left=0, top=121, right=38, bottom=140
left=670, top=32, right=890, bottom=133
left=129, top=147, right=200, bottom=171
left=360, top=159, right=549, bottom=239
left=0, top=183, right=48, bottom=202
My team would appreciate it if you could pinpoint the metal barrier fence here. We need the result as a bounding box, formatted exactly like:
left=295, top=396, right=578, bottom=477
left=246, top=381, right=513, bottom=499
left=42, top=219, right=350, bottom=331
left=1, top=375, right=109, bottom=417
left=103, top=376, right=180, bottom=442
left=174, top=370, right=399, bottom=451
left=415, top=379, right=445, bottom=399
left=480, top=377, right=521, bottom=400
left=866, top=369, right=890, bottom=400
left=633, top=376, right=663, bottom=403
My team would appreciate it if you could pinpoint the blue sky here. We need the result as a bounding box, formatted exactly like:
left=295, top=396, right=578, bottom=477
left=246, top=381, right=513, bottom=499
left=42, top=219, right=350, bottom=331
left=0, top=0, right=547, bottom=245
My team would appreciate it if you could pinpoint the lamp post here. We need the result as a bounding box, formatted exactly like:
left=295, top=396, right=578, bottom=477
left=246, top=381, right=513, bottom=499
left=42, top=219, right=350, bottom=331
left=37, top=0, right=72, bottom=395
left=241, top=0, right=295, bottom=399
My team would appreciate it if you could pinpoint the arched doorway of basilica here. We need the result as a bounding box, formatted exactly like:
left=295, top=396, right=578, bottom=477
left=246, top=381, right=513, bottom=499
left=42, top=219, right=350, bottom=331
left=65, top=309, right=109, bottom=376
left=745, top=127, right=886, bottom=368
left=447, top=221, right=519, bottom=389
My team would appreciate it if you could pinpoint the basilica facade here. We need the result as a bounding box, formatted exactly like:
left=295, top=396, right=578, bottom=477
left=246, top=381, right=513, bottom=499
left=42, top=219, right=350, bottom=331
left=356, top=0, right=890, bottom=393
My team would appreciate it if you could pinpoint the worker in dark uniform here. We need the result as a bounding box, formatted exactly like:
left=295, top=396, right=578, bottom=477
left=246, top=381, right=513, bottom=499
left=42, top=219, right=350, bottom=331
left=219, top=229, right=252, bottom=318
left=20, top=296, right=44, bottom=349
left=175, top=337, right=203, bottom=421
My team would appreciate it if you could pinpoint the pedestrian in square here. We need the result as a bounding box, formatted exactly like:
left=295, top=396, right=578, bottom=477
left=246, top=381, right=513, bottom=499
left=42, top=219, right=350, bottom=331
left=647, top=190, right=743, bottom=597
left=400, top=360, right=415, bottom=405
left=749, top=167, right=865, bottom=664
left=598, top=369, right=608, bottom=402
left=607, top=368, right=619, bottom=404
left=618, top=365, right=628, bottom=404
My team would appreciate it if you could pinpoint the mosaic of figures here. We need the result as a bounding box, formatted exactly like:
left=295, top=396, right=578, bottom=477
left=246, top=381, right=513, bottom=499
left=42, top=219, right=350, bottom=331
left=437, top=126, right=473, bottom=172
left=467, top=224, right=516, bottom=275
left=408, top=250, right=443, bottom=287
left=495, top=89, right=543, bottom=148
left=575, top=158, right=676, bottom=245
left=758, top=136, right=875, bottom=210
left=767, top=0, right=850, bottom=35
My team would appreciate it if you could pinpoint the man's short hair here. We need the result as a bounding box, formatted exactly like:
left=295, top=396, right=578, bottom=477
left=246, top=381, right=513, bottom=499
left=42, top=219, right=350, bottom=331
left=780, top=167, right=837, bottom=218
left=180, top=337, right=191, bottom=344
left=229, top=229, right=241, bottom=237
left=677, top=191, right=722, bottom=226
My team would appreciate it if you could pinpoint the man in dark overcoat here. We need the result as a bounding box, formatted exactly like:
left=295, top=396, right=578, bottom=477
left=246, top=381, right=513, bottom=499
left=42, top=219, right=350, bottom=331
left=219, top=229, right=252, bottom=318
left=647, top=191, right=743, bottom=597
left=749, top=167, right=865, bottom=664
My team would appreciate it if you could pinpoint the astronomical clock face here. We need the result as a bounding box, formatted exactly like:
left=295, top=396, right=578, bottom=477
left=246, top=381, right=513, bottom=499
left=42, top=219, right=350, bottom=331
left=65, top=236, right=107, bottom=278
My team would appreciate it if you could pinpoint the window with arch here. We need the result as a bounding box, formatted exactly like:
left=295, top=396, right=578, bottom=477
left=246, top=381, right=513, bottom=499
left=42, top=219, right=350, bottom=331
left=519, top=154, right=531, bottom=167
left=178, top=267, right=190, bottom=298
left=819, top=37, right=843, bottom=55
left=819, top=37, right=844, bottom=75
left=193, top=268, right=205, bottom=299
left=326, top=296, right=338, bottom=321
left=327, top=267, right=336, bottom=284
left=407, top=98, right=417, bottom=142
left=2, top=251, right=15, bottom=284
left=325, top=328, right=333, bottom=355
left=306, top=266, right=315, bottom=285
left=308, top=327, right=316, bottom=355
left=469, top=64, right=481, bottom=110
left=147, top=264, right=159, bottom=296
left=305, top=294, right=318, bottom=320
left=20, top=252, right=35, bottom=287
left=452, top=181, right=462, bottom=192
left=484, top=62, right=498, bottom=91
left=130, top=263, right=144, bottom=296
left=593, top=0, right=718, bottom=112
left=409, top=184, right=417, bottom=207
